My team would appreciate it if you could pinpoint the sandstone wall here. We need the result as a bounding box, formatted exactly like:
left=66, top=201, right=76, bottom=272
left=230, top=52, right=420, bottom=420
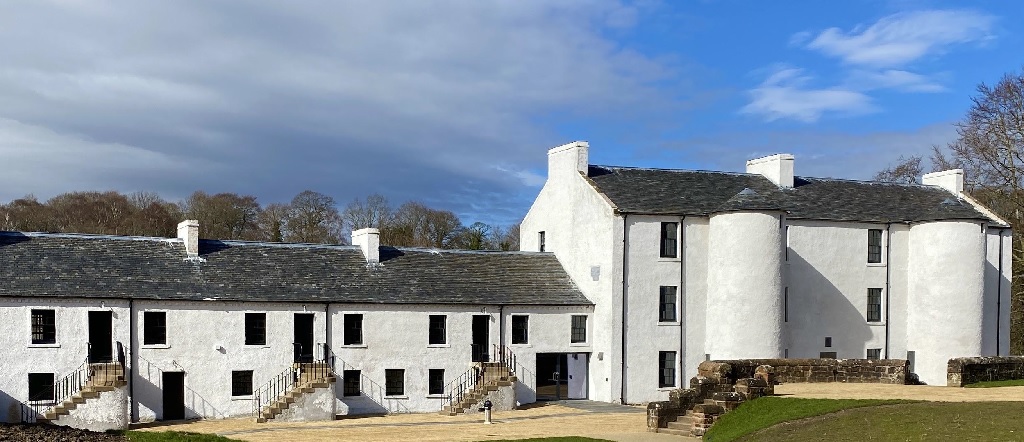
left=698, top=359, right=909, bottom=385
left=947, top=357, right=1024, bottom=387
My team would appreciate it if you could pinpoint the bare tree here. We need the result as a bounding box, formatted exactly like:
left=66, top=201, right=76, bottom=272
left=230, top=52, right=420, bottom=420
left=258, top=203, right=290, bottom=243
left=342, top=193, right=393, bottom=233
left=285, top=190, right=345, bottom=244
left=874, top=155, right=924, bottom=184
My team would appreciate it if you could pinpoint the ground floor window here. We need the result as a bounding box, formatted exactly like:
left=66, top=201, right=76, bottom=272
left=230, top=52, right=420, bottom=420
left=428, top=369, right=445, bottom=395
left=385, top=369, right=405, bottom=396
left=658, top=351, right=676, bottom=388
left=343, top=370, right=361, bottom=396
left=231, top=371, right=253, bottom=396
left=866, top=348, right=882, bottom=360
left=28, top=373, right=54, bottom=402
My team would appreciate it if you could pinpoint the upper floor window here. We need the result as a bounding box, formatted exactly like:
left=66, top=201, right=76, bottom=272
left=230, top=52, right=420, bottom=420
left=570, top=315, right=587, bottom=343
left=385, top=369, right=405, bottom=396
left=539, top=231, right=546, bottom=252
left=245, top=313, right=266, bottom=346
left=659, top=286, right=677, bottom=322
left=428, top=315, right=447, bottom=345
left=231, top=370, right=253, bottom=396
left=344, top=314, right=363, bottom=345
left=511, top=315, right=529, bottom=344
left=659, top=351, right=676, bottom=388
left=867, top=288, right=882, bottom=322
left=660, top=222, right=678, bottom=258
left=143, top=311, right=166, bottom=345
left=867, top=229, right=883, bottom=263
left=31, top=309, right=56, bottom=344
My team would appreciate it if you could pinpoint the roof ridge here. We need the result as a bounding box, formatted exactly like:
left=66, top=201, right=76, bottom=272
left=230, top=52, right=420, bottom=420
left=590, top=164, right=756, bottom=177
left=0, top=231, right=178, bottom=243
left=798, top=176, right=935, bottom=188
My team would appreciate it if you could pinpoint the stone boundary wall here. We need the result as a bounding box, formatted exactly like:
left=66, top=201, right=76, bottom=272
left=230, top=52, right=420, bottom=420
left=948, top=357, right=1024, bottom=387
left=699, top=359, right=909, bottom=385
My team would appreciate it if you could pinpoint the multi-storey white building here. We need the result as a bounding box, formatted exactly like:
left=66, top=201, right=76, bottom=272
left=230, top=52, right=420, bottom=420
left=521, top=141, right=1011, bottom=403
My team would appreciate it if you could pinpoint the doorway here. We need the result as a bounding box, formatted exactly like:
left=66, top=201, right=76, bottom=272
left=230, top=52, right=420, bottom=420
left=162, top=372, right=185, bottom=420
left=536, top=353, right=588, bottom=400
left=88, top=311, right=113, bottom=363
left=472, top=315, right=489, bottom=362
left=294, top=313, right=315, bottom=363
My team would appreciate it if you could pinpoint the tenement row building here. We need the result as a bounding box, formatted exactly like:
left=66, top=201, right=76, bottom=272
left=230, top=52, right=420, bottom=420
left=0, top=141, right=1010, bottom=430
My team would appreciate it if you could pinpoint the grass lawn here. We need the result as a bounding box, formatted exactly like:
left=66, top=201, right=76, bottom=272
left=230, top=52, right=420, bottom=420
left=703, top=397, right=914, bottom=442
left=124, top=431, right=241, bottom=441
left=964, top=379, right=1024, bottom=388
left=737, top=401, right=1024, bottom=441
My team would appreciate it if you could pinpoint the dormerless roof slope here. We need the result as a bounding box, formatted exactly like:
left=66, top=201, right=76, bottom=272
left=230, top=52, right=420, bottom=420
left=588, top=165, right=1000, bottom=224
left=0, top=232, right=590, bottom=305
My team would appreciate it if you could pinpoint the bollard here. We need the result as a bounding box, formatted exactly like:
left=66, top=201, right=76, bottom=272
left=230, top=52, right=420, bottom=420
left=483, top=399, right=493, bottom=424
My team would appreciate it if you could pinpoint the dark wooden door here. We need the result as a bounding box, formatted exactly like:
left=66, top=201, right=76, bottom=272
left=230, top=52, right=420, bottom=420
left=472, top=315, right=489, bottom=362
left=162, top=372, right=185, bottom=420
left=294, top=313, right=315, bottom=363
left=88, top=311, right=113, bottom=363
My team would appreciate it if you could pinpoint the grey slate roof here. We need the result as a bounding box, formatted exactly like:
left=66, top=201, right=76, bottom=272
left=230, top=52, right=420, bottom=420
left=587, top=165, right=999, bottom=224
left=0, top=232, right=590, bottom=305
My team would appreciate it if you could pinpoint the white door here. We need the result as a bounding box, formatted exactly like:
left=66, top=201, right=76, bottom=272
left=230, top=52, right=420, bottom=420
left=566, top=353, right=588, bottom=399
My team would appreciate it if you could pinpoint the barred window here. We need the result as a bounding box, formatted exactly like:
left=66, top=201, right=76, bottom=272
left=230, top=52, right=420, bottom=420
left=143, top=311, right=166, bottom=345
left=867, top=348, right=882, bottom=360
left=428, top=315, right=446, bottom=345
left=867, top=288, right=882, bottom=323
left=511, top=315, right=529, bottom=345
left=245, top=313, right=266, bottom=346
left=231, top=370, right=253, bottom=396
left=344, top=314, right=363, bottom=345
left=539, top=231, right=546, bottom=252
left=659, top=351, right=676, bottom=388
left=343, top=370, right=361, bottom=396
left=28, top=373, right=54, bottom=402
left=659, top=286, right=677, bottom=322
left=867, top=229, right=883, bottom=263
left=31, top=310, right=56, bottom=344
left=428, top=369, right=445, bottom=395
left=660, top=222, right=678, bottom=258
left=385, top=369, right=404, bottom=396
left=571, top=315, right=587, bottom=343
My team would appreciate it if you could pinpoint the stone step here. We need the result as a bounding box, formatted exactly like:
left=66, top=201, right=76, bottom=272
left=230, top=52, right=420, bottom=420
left=657, top=427, right=691, bottom=437
left=666, top=419, right=693, bottom=430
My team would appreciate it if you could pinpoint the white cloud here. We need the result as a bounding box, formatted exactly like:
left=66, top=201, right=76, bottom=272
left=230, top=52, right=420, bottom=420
left=804, top=9, right=995, bottom=67
left=741, top=68, right=874, bottom=123
left=845, top=69, right=946, bottom=93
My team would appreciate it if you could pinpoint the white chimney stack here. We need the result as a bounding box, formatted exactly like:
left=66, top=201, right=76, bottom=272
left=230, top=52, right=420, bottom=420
left=177, top=220, right=200, bottom=257
left=746, top=154, right=795, bottom=188
left=351, top=228, right=380, bottom=263
left=547, top=141, right=589, bottom=182
left=922, top=169, right=964, bottom=195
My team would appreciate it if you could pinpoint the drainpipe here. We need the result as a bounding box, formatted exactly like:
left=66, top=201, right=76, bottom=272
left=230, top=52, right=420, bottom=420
left=884, top=223, right=892, bottom=359
left=128, top=298, right=136, bottom=423
left=997, top=230, right=1004, bottom=355
left=678, top=216, right=685, bottom=386
left=620, top=214, right=628, bottom=404
left=499, top=305, right=505, bottom=348
left=325, top=302, right=331, bottom=359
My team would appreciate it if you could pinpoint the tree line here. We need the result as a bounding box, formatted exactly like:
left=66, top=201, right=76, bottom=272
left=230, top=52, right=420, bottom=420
left=0, top=190, right=520, bottom=251
left=874, top=67, right=1024, bottom=354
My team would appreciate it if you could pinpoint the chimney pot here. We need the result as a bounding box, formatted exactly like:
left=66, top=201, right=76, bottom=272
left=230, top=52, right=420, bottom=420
left=351, top=228, right=380, bottom=263
left=177, top=220, right=200, bottom=257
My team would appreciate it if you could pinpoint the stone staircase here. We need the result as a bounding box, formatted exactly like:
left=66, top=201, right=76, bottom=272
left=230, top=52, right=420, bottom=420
left=657, top=411, right=695, bottom=437
left=37, top=363, right=127, bottom=424
left=255, top=362, right=336, bottom=423
left=439, top=361, right=517, bottom=416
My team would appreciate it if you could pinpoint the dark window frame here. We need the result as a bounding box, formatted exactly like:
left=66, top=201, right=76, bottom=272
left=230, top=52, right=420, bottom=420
left=659, top=351, right=676, bottom=388
left=660, top=222, right=679, bottom=258
left=819, top=352, right=837, bottom=359
left=866, top=348, right=882, bottom=360
left=867, top=288, right=882, bottom=322
left=28, top=373, right=55, bottom=402
left=344, top=314, right=363, bottom=346
left=867, top=229, right=883, bottom=263
left=343, top=370, right=361, bottom=396
left=143, top=311, right=167, bottom=345
left=539, top=231, right=546, bottom=252
left=30, top=309, right=56, bottom=345
left=428, top=315, right=447, bottom=345
left=511, top=315, right=529, bottom=345
left=231, top=370, right=253, bottom=397
left=428, top=369, right=445, bottom=396
left=570, top=315, right=587, bottom=343
left=659, top=286, right=677, bottom=322
left=244, top=313, right=266, bottom=346
left=385, top=369, right=405, bottom=396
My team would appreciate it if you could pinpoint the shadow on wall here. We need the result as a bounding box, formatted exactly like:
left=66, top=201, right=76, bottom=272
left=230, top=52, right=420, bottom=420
left=0, top=388, right=19, bottom=423
left=512, top=360, right=538, bottom=405
left=983, top=256, right=1009, bottom=355
left=134, top=357, right=225, bottom=421
left=787, top=251, right=874, bottom=359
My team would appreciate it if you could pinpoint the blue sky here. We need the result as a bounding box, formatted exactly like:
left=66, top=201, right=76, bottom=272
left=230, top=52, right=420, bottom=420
left=0, top=1, right=1021, bottom=228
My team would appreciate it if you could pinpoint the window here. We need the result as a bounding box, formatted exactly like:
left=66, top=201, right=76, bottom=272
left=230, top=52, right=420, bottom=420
left=867, top=348, right=882, bottom=360
left=784, top=288, right=789, bottom=323
left=511, top=315, right=529, bottom=344
left=819, top=352, right=837, bottom=359
left=659, top=286, right=677, bottom=322
left=28, top=373, right=54, bottom=402
left=571, top=315, right=587, bottom=343
left=30, top=309, right=56, bottom=344
left=867, top=229, right=883, bottom=263
left=385, top=369, right=405, bottom=396
left=539, top=231, right=546, bottom=252
left=428, top=369, right=445, bottom=395
left=143, top=311, right=166, bottom=345
left=231, top=370, right=253, bottom=396
left=428, top=315, right=446, bottom=345
left=867, top=288, right=882, bottom=322
left=245, top=313, right=266, bottom=346
left=659, top=351, right=676, bottom=388
left=825, top=337, right=832, bottom=348
left=344, top=314, right=363, bottom=345
left=660, top=222, right=678, bottom=258
left=343, top=370, right=361, bottom=396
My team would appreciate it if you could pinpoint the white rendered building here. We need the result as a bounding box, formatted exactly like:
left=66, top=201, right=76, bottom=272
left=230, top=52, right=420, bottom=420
left=521, top=141, right=1011, bottom=402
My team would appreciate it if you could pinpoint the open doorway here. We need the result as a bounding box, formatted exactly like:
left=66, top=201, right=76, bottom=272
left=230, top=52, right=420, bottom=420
left=536, top=353, right=588, bottom=400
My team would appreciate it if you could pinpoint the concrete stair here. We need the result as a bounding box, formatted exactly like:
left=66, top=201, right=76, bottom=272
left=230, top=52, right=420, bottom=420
left=656, top=412, right=695, bottom=437
left=255, top=362, right=336, bottom=423
left=438, top=365, right=517, bottom=416
left=37, top=363, right=126, bottom=424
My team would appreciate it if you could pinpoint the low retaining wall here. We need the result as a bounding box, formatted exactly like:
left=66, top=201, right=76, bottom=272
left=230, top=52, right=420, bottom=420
left=699, top=359, right=909, bottom=385
left=948, top=357, right=1024, bottom=387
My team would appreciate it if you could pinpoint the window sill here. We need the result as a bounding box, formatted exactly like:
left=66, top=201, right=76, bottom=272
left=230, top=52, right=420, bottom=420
left=569, top=342, right=589, bottom=347
left=28, top=343, right=61, bottom=348
left=243, top=344, right=270, bottom=348
left=341, top=344, right=368, bottom=348
left=511, top=343, right=532, bottom=347
left=866, top=262, right=886, bottom=267
left=427, top=344, right=451, bottom=348
left=657, top=257, right=681, bottom=263
left=231, top=395, right=253, bottom=401
left=384, top=395, right=408, bottom=400
left=141, top=344, right=170, bottom=349
left=426, top=394, right=446, bottom=399
left=658, top=387, right=677, bottom=391
left=658, top=321, right=681, bottom=326
left=867, top=322, right=886, bottom=326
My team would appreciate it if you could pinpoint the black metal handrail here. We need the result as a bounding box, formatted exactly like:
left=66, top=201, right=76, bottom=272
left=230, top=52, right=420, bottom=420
left=440, top=344, right=520, bottom=411
left=441, top=365, right=483, bottom=412
left=25, top=340, right=127, bottom=421
left=252, top=343, right=334, bottom=418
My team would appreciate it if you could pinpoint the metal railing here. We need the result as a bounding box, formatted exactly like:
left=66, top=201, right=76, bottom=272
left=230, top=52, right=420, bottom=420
left=440, top=344, right=519, bottom=412
left=252, top=343, right=335, bottom=418
left=22, top=340, right=126, bottom=422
